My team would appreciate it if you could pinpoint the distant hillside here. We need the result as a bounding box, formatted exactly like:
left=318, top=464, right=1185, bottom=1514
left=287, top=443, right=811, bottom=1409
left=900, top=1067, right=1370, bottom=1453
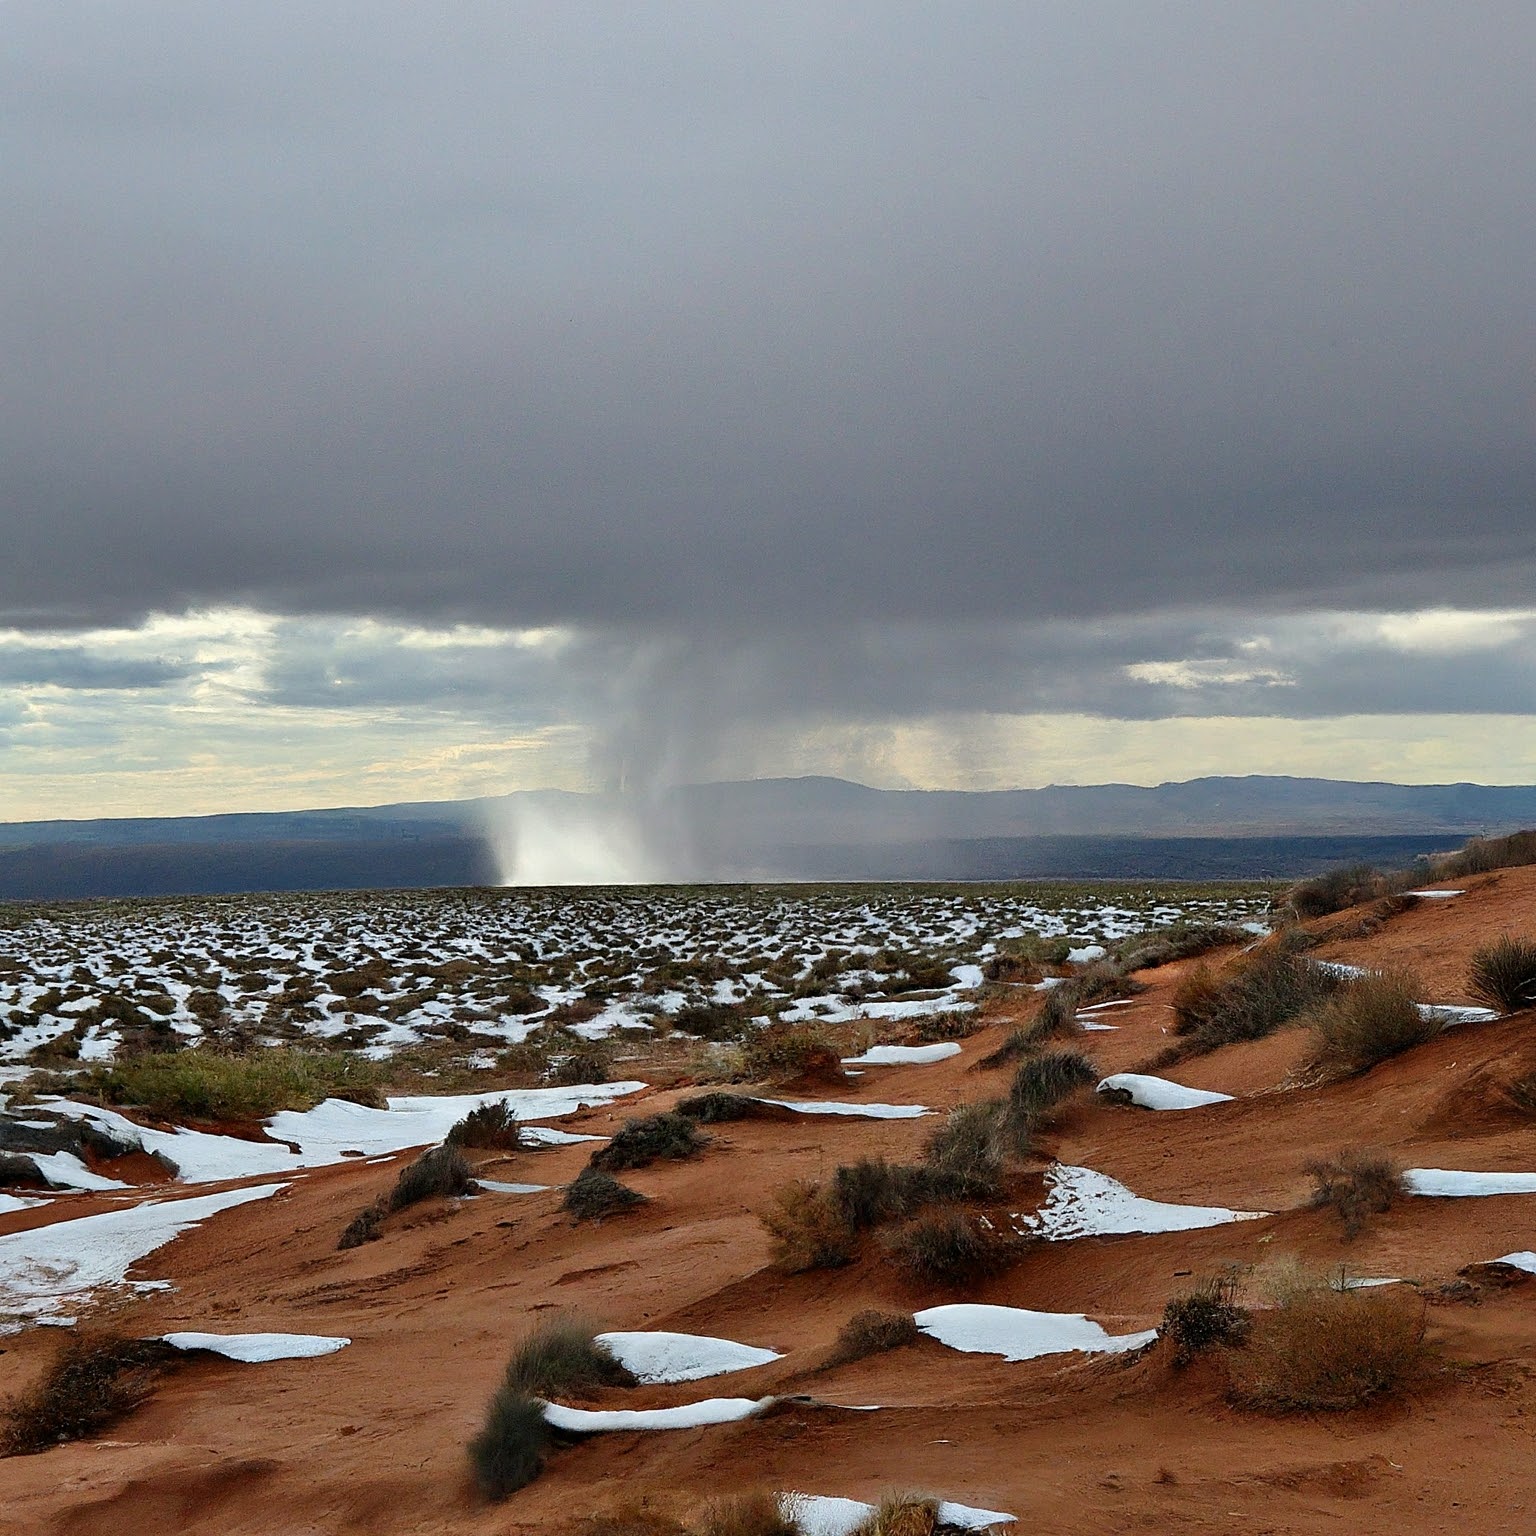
left=0, top=774, right=1529, bottom=897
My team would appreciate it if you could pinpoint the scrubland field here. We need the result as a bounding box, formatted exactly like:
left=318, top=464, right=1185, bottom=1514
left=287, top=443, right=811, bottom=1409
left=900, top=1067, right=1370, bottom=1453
left=2, top=857, right=1536, bottom=1536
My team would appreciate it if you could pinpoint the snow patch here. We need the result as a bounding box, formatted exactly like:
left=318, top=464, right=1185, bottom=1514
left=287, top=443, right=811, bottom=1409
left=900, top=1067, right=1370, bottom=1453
left=1405, top=1169, right=1536, bottom=1198
left=597, top=1330, right=781, bottom=1384
left=541, top=1395, right=772, bottom=1431
left=841, top=1043, right=961, bottom=1066
left=162, top=1331, right=350, bottom=1361
left=783, top=1493, right=1014, bottom=1536
left=1022, top=1164, right=1266, bottom=1239
left=1096, top=1074, right=1234, bottom=1111
left=916, top=1302, right=1157, bottom=1362
left=765, top=1100, right=930, bottom=1120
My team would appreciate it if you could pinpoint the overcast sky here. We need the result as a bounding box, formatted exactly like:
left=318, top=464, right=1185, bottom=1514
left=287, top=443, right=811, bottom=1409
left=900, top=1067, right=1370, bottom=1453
left=3, top=2, right=1534, bottom=819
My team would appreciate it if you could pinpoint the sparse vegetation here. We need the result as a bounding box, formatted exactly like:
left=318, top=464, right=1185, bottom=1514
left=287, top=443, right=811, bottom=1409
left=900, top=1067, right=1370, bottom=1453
left=501, top=1314, right=636, bottom=1398
left=1114, top=922, right=1249, bottom=971
left=589, top=1112, right=708, bottom=1172
left=1284, top=864, right=1389, bottom=919
left=883, top=1209, right=1021, bottom=1285
left=830, top=1157, right=942, bottom=1231
left=564, top=1166, right=646, bottom=1222
left=921, top=1100, right=1006, bottom=1198
left=738, top=1024, right=846, bottom=1086
left=337, top=1199, right=385, bottom=1250
left=1439, top=828, right=1536, bottom=877
left=1225, top=1280, right=1433, bottom=1412
left=1, top=1333, right=179, bottom=1455
left=675, top=1092, right=789, bottom=1123
left=695, top=1491, right=798, bottom=1536
left=1160, top=1274, right=1249, bottom=1366
left=850, top=1494, right=941, bottom=1536
left=1468, top=936, right=1536, bottom=1013
left=1006, top=1048, right=1096, bottom=1130
left=1307, top=970, right=1441, bottom=1077
left=1307, top=1148, right=1406, bottom=1238
left=823, top=1309, right=920, bottom=1368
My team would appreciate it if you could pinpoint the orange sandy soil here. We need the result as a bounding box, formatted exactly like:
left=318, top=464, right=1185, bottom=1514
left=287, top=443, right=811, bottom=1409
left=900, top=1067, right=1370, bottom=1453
left=3, top=873, right=1536, bottom=1534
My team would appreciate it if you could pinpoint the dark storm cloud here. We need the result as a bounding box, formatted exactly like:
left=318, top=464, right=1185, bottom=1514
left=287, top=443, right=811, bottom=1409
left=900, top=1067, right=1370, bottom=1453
left=0, top=646, right=191, bottom=691
left=3, top=1, right=1533, bottom=636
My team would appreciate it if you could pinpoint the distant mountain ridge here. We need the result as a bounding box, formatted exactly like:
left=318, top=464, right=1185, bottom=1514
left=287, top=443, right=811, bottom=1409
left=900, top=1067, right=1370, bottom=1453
left=1, top=774, right=1531, bottom=898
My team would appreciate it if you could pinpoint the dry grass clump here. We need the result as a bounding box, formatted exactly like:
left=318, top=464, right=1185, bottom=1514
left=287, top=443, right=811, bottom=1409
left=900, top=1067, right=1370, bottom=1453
left=1225, top=1281, right=1433, bottom=1412
left=830, top=1157, right=943, bottom=1232
left=467, top=1387, right=551, bottom=1500
left=921, top=1101, right=1006, bottom=1198
left=694, top=1490, right=798, bottom=1536
left=544, top=1038, right=613, bottom=1087
left=883, top=1209, right=1021, bottom=1285
left=1306, top=1148, right=1406, bottom=1238
left=1114, top=923, right=1249, bottom=971
left=447, top=1101, right=529, bottom=1151
left=590, top=1112, right=707, bottom=1172
left=822, top=1309, right=920, bottom=1368
left=337, top=1199, right=386, bottom=1250
left=501, top=1314, right=635, bottom=1398
left=850, top=1494, right=941, bottom=1536
left=1468, top=936, right=1536, bottom=1013
left=1160, top=1274, right=1249, bottom=1366
left=761, top=1180, right=856, bottom=1272
left=1006, top=1048, right=1096, bottom=1131
left=1500, top=1069, right=1536, bottom=1118
left=1306, top=970, right=1440, bottom=1077
left=564, top=1167, right=647, bottom=1222
left=1172, top=946, right=1340, bottom=1054
left=1, top=1333, right=179, bottom=1455
left=738, top=1024, right=846, bottom=1086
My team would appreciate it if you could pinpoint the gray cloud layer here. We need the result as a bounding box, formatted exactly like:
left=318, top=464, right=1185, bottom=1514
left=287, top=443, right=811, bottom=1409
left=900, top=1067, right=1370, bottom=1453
left=5, top=2, right=1534, bottom=634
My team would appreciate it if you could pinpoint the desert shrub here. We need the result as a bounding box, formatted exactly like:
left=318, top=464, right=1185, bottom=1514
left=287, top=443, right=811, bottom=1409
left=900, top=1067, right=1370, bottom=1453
left=544, top=1040, right=612, bottom=1087
left=1074, top=959, right=1139, bottom=1006
left=564, top=1167, right=646, bottom=1222
left=883, top=1209, right=1020, bottom=1285
left=695, top=1490, right=799, bottom=1536
left=914, top=1009, right=984, bottom=1042
left=850, top=1494, right=941, bottom=1536
left=502, top=1314, right=635, bottom=1398
left=1468, top=936, right=1536, bottom=1013
left=739, top=1024, right=845, bottom=1085
left=77, top=1046, right=385, bottom=1120
left=974, top=989, right=1083, bottom=1071
left=1440, top=828, right=1536, bottom=877
left=1007, top=1048, right=1096, bottom=1128
left=388, top=1143, right=475, bottom=1211
left=675, top=1092, right=787, bottom=1123
left=1, top=1333, right=179, bottom=1455
left=447, top=1101, right=529, bottom=1151
left=1160, top=1274, right=1248, bottom=1366
left=671, top=1004, right=752, bottom=1042
left=1307, top=970, right=1440, bottom=1077
left=577, top=1499, right=690, bottom=1536
left=1225, top=1283, right=1433, bottom=1412
left=1285, top=865, right=1385, bottom=919
left=337, top=1199, right=385, bottom=1250
left=1114, top=923, right=1249, bottom=972
left=1307, top=1148, right=1406, bottom=1238
left=1172, top=947, right=1340, bottom=1053
left=823, top=1309, right=920, bottom=1368
left=590, top=1113, right=707, bottom=1172
left=921, top=1101, right=1006, bottom=1198
left=760, top=1179, right=855, bottom=1272
left=467, top=1387, right=551, bottom=1500
left=829, top=1157, right=962, bottom=1231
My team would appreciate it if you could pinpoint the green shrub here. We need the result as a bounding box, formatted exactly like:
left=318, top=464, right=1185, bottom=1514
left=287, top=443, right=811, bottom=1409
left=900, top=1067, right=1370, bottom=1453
left=1, top=1333, right=179, bottom=1455
left=589, top=1112, right=707, bottom=1172
left=1307, top=1148, right=1406, bottom=1238
left=1160, top=1275, right=1248, bottom=1366
left=1468, top=936, right=1536, bottom=1012
left=1307, top=971, right=1440, bottom=1077
left=447, top=1101, right=529, bottom=1151
left=822, top=1309, right=920, bottom=1368
left=77, top=1047, right=386, bottom=1120
left=883, top=1209, right=1020, bottom=1285
left=501, top=1314, right=635, bottom=1397
left=760, top=1180, right=855, bottom=1272
left=388, top=1144, right=475, bottom=1211
left=467, top=1387, right=551, bottom=1500
left=1225, top=1283, right=1433, bottom=1412
left=564, top=1167, right=646, bottom=1222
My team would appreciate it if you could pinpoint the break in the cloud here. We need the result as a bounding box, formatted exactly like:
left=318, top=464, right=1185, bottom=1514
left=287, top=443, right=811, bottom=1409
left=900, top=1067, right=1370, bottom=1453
left=2, top=4, right=1534, bottom=816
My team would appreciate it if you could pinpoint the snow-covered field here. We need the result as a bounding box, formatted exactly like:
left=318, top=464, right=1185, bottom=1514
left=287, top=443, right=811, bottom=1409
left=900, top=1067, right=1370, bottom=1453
left=0, top=884, right=1270, bottom=1065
